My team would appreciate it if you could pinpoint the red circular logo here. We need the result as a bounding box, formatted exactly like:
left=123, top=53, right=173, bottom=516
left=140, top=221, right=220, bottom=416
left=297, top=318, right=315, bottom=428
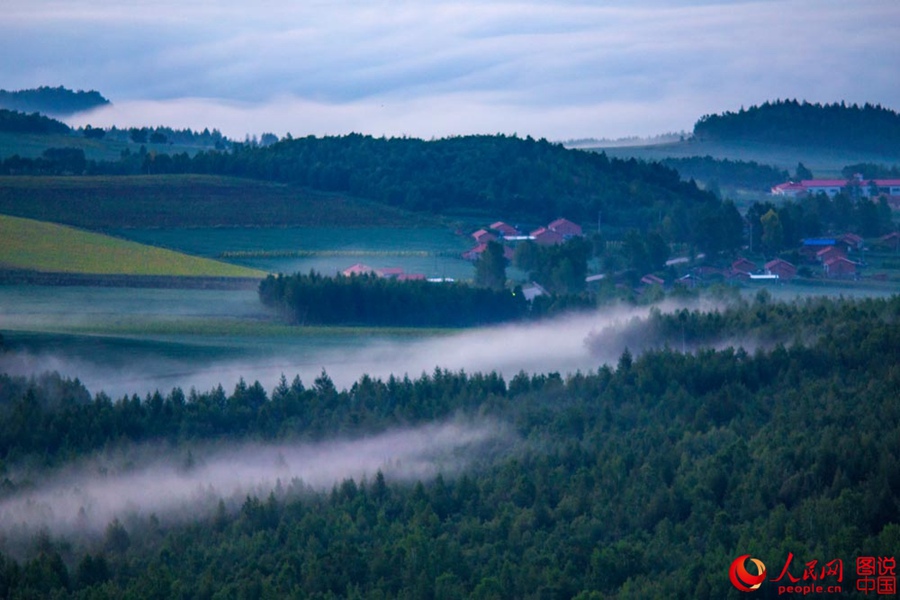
left=730, top=555, right=767, bottom=592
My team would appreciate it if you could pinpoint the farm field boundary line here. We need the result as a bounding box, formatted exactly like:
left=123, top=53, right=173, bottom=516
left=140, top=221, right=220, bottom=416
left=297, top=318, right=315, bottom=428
left=0, top=269, right=263, bottom=289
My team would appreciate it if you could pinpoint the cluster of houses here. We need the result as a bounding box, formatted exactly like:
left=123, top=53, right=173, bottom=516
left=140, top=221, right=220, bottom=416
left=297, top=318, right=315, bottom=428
left=681, top=233, right=870, bottom=285
left=772, top=175, right=900, bottom=208
left=463, top=218, right=583, bottom=261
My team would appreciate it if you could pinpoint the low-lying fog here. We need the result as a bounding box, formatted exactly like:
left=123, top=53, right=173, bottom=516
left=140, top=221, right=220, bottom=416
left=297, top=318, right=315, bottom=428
left=0, top=419, right=513, bottom=547
left=0, top=302, right=718, bottom=400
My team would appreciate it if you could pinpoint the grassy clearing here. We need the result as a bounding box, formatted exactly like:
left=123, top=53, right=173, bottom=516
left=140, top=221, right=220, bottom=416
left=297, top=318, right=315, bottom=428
left=113, top=226, right=475, bottom=280
left=0, top=174, right=434, bottom=229
left=0, top=214, right=267, bottom=277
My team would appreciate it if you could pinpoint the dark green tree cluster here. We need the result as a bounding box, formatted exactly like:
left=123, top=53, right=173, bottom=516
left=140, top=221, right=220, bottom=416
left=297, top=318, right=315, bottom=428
left=661, top=155, right=790, bottom=191
left=693, top=99, right=900, bottom=153
left=0, top=86, right=109, bottom=116
left=841, top=162, right=900, bottom=179
left=513, top=237, right=591, bottom=293
left=746, top=192, right=893, bottom=252
left=195, top=134, right=717, bottom=230
left=258, top=271, right=527, bottom=327
left=0, top=147, right=87, bottom=175
left=474, top=241, right=508, bottom=290
left=1, top=295, right=899, bottom=597
left=0, top=369, right=506, bottom=464
left=0, top=109, right=70, bottom=135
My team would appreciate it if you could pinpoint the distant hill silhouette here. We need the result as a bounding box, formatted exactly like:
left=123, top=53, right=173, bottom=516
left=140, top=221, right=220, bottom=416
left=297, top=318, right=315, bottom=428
left=0, top=86, right=110, bottom=116
left=0, top=108, right=71, bottom=134
left=693, top=99, right=900, bottom=153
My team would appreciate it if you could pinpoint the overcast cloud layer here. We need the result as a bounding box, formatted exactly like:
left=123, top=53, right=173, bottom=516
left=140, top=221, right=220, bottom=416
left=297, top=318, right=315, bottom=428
left=2, top=1, right=899, bottom=140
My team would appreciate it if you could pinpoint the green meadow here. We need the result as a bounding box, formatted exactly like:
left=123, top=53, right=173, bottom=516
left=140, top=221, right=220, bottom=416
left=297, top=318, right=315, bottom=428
left=113, top=226, right=476, bottom=279
left=0, top=214, right=267, bottom=277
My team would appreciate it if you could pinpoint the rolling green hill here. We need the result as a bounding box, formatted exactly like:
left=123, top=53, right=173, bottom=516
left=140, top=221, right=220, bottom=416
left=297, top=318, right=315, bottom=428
left=0, top=175, right=426, bottom=229
left=0, top=214, right=266, bottom=277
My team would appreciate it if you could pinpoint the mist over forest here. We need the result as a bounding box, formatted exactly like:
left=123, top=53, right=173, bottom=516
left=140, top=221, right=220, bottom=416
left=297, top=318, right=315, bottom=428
left=1, top=77, right=900, bottom=597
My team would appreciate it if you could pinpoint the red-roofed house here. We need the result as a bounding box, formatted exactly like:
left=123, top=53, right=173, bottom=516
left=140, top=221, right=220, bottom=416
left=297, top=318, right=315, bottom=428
left=472, top=229, right=497, bottom=244
left=341, top=263, right=376, bottom=277
left=765, top=258, right=797, bottom=281
left=547, top=218, right=583, bottom=237
left=731, top=257, right=757, bottom=275
left=531, top=227, right=564, bottom=246
left=824, top=256, right=858, bottom=279
left=836, top=233, right=864, bottom=253
left=772, top=177, right=900, bottom=200
left=877, top=231, right=900, bottom=252
left=816, top=246, right=845, bottom=264
left=490, top=221, right=519, bottom=237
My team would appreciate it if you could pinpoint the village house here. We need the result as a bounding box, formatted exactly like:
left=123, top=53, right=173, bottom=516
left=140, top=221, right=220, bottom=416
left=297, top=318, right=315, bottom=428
left=341, top=264, right=425, bottom=280
left=772, top=176, right=900, bottom=202
left=341, top=263, right=376, bottom=277
left=530, top=227, right=565, bottom=246
left=823, top=256, right=858, bottom=279
left=816, top=246, right=845, bottom=264
left=471, top=228, right=497, bottom=244
left=800, top=238, right=836, bottom=261
left=490, top=221, right=520, bottom=237
left=547, top=218, right=583, bottom=238
left=877, top=231, right=900, bottom=252
left=837, top=233, right=864, bottom=252
left=765, top=258, right=797, bottom=281
left=520, top=282, right=547, bottom=302
left=731, top=257, right=757, bottom=275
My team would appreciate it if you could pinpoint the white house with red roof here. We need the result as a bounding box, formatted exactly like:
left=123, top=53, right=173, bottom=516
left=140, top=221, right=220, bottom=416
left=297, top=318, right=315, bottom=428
left=772, top=177, right=900, bottom=200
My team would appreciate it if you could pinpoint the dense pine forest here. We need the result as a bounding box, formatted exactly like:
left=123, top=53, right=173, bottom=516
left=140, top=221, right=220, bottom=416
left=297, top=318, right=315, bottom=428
left=258, top=271, right=528, bottom=327
left=693, top=100, right=900, bottom=153
left=0, top=295, right=899, bottom=598
left=0, top=109, right=71, bottom=135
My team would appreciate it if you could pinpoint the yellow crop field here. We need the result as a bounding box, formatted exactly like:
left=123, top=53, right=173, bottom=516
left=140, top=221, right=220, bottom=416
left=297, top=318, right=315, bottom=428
left=0, top=214, right=267, bottom=278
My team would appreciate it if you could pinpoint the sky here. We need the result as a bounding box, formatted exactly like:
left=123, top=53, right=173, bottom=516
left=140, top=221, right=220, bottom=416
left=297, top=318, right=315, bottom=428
left=2, top=0, right=899, bottom=141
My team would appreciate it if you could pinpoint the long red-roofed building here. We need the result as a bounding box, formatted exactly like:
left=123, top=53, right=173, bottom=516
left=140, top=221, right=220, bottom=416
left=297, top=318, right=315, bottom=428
left=772, top=177, right=900, bottom=201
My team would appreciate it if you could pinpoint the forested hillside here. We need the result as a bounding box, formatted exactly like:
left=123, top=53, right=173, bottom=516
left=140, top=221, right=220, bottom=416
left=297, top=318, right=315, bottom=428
left=0, top=86, right=109, bottom=116
left=693, top=100, right=900, bottom=153
left=2, top=133, right=729, bottom=241
left=190, top=134, right=718, bottom=233
left=0, top=109, right=71, bottom=135
left=0, top=295, right=898, bottom=597
left=659, top=156, right=789, bottom=192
